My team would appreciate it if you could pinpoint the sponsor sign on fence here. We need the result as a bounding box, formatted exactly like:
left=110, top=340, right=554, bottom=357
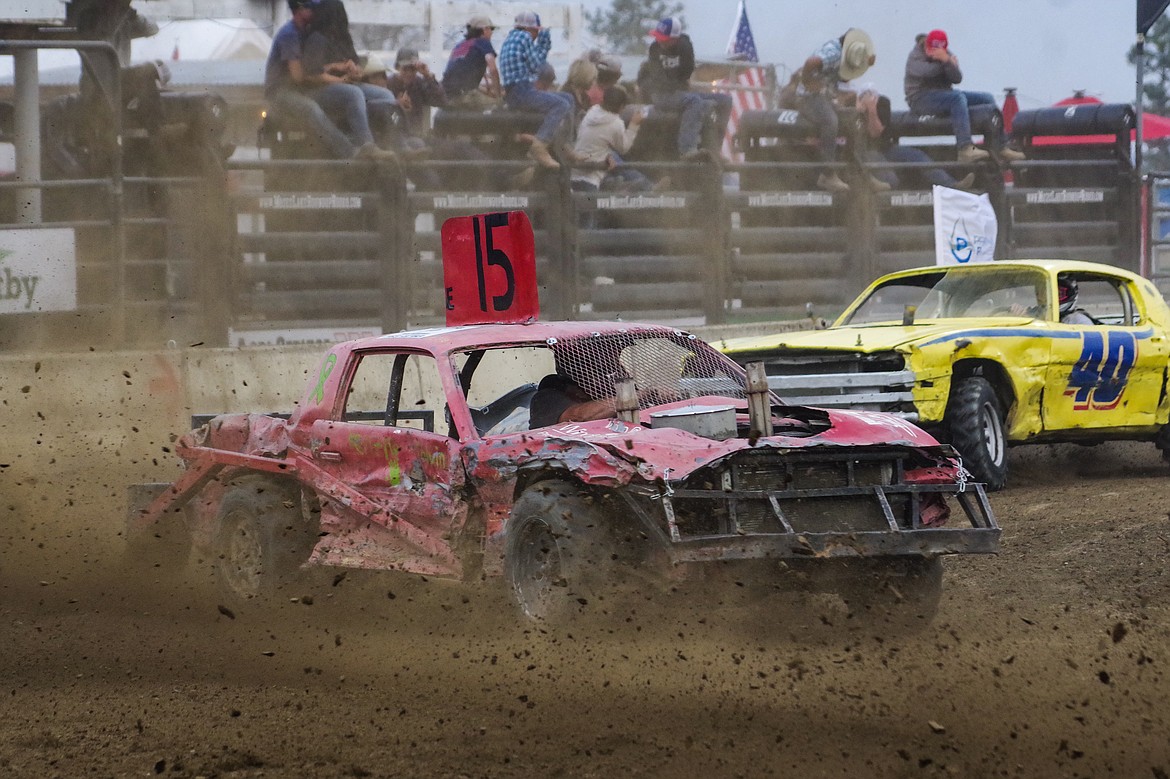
left=0, top=228, right=76, bottom=314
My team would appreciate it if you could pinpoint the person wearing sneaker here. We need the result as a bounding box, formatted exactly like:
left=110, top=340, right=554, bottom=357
left=904, top=29, right=1026, bottom=165
left=858, top=88, right=977, bottom=192
left=796, top=28, right=877, bottom=193
left=499, top=10, right=574, bottom=170
left=639, top=18, right=733, bottom=162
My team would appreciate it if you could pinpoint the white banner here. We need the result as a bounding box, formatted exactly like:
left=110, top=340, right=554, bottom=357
left=0, top=228, right=77, bottom=314
left=932, top=185, right=997, bottom=266
left=228, top=326, right=382, bottom=347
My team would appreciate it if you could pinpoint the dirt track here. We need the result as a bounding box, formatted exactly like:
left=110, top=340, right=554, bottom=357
left=2, top=438, right=1170, bottom=778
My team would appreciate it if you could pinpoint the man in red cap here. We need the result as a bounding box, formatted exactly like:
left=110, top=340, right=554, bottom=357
left=904, top=29, right=1025, bottom=164
left=638, top=17, right=732, bottom=162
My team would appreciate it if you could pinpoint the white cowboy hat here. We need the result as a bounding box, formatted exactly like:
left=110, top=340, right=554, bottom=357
left=839, top=28, right=875, bottom=82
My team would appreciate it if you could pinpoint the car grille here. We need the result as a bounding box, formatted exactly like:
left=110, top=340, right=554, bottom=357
left=730, top=349, right=917, bottom=417
left=669, top=449, right=912, bottom=537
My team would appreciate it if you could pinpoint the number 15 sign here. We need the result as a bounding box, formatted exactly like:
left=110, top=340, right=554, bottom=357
left=440, top=211, right=539, bottom=326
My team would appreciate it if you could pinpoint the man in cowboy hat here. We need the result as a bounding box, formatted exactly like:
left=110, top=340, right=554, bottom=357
left=797, top=28, right=877, bottom=193
left=904, top=29, right=1025, bottom=164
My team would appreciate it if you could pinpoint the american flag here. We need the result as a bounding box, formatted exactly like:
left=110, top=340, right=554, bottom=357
left=720, top=1, right=767, bottom=160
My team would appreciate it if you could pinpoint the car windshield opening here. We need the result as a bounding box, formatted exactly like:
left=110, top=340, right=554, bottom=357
left=843, top=268, right=1049, bottom=324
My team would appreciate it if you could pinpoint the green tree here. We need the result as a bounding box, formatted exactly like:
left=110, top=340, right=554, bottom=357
left=585, top=0, right=685, bottom=55
left=1130, top=13, right=1170, bottom=168
left=1131, top=13, right=1170, bottom=113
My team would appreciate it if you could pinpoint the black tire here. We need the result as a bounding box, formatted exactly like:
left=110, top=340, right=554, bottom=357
left=839, top=556, right=944, bottom=627
left=213, top=480, right=314, bottom=603
left=945, top=375, right=1008, bottom=491
left=503, top=480, right=619, bottom=623
left=1155, top=425, right=1170, bottom=463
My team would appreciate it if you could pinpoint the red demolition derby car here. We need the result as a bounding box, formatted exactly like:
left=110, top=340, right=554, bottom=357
left=127, top=212, right=998, bottom=624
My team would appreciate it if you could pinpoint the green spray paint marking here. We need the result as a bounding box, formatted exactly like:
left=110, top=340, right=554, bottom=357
left=312, top=354, right=337, bottom=404
left=373, top=440, right=401, bottom=485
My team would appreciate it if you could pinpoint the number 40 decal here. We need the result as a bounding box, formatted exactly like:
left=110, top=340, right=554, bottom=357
left=1065, top=331, right=1137, bottom=410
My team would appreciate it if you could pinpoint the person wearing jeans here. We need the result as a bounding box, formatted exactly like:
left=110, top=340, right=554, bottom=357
left=263, top=0, right=394, bottom=160
left=639, top=17, right=732, bottom=161
left=904, top=29, right=1025, bottom=164
left=499, top=10, right=573, bottom=169
left=796, top=28, right=877, bottom=193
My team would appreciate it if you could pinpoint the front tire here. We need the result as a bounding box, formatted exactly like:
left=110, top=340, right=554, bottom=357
left=945, top=376, right=1008, bottom=490
left=503, top=480, right=619, bottom=623
left=213, top=480, right=314, bottom=603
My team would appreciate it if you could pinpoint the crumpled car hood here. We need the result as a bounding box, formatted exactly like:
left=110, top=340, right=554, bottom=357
left=725, top=318, right=1034, bottom=354
left=472, top=400, right=947, bottom=485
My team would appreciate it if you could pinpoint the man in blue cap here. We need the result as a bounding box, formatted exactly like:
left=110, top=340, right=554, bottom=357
left=639, top=17, right=732, bottom=162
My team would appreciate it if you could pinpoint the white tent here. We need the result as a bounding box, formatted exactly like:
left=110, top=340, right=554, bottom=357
left=137, top=19, right=271, bottom=62
left=0, top=18, right=271, bottom=81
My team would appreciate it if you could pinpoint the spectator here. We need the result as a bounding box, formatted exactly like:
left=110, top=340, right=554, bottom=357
left=904, top=29, right=1025, bottom=164
left=442, top=14, right=502, bottom=110
left=387, top=47, right=446, bottom=138
left=639, top=17, right=732, bottom=162
left=571, top=85, right=651, bottom=194
left=857, top=88, right=976, bottom=191
left=360, top=53, right=389, bottom=89
left=263, top=0, right=393, bottom=160
left=499, top=10, right=574, bottom=169
left=301, top=0, right=399, bottom=143
left=588, top=54, right=623, bottom=106
left=797, top=28, right=876, bottom=192
left=562, top=57, right=598, bottom=124
left=384, top=47, right=500, bottom=190
left=535, top=62, right=557, bottom=91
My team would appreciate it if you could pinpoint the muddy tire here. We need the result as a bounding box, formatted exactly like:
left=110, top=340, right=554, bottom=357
left=945, top=376, right=1007, bottom=491
left=213, top=481, right=314, bottom=603
left=503, top=480, right=619, bottom=623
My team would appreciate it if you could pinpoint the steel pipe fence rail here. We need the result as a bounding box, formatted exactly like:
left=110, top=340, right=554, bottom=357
left=0, top=98, right=1147, bottom=349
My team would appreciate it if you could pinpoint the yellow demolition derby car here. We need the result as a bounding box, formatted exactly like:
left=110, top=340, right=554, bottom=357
left=720, top=259, right=1170, bottom=490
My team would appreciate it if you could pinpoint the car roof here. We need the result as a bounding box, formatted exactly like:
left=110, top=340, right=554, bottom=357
left=875, top=259, right=1143, bottom=283
left=338, top=321, right=695, bottom=354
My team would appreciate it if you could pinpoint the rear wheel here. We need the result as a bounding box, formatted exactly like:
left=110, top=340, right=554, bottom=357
left=504, top=480, right=620, bottom=623
left=213, top=480, right=314, bottom=603
left=945, top=376, right=1007, bottom=490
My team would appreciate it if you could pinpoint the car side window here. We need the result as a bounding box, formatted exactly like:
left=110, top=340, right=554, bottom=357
left=341, top=352, right=442, bottom=432
left=456, top=346, right=556, bottom=436
left=1077, top=276, right=1130, bottom=325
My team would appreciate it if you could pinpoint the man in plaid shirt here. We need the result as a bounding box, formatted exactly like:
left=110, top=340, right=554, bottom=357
left=499, top=10, right=573, bottom=169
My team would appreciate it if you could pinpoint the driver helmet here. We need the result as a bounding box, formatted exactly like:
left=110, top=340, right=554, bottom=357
left=1058, top=276, right=1079, bottom=316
